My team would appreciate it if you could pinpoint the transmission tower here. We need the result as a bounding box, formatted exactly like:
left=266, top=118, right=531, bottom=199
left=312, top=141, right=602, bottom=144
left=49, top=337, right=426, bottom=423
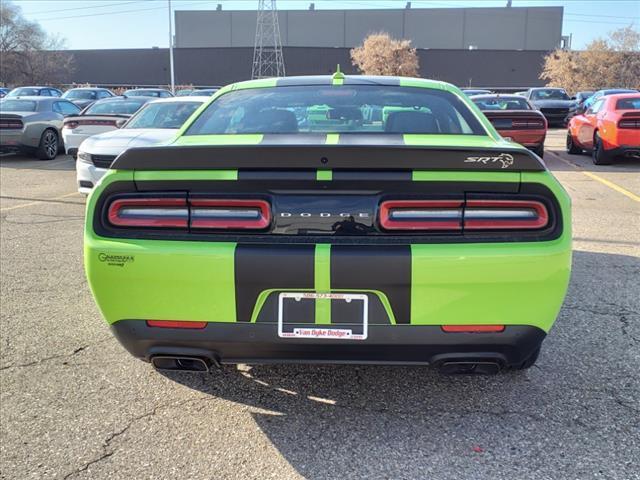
left=251, top=0, right=286, bottom=79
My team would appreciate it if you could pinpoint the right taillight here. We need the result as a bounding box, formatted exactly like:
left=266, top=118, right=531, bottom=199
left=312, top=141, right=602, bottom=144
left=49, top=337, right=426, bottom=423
left=379, top=200, right=463, bottom=231
left=464, top=200, right=548, bottom=230
left=379, top=199, right=549, bottom=232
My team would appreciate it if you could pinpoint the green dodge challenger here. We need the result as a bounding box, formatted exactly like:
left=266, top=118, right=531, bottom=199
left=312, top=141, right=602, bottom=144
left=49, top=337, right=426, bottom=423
left=84, top=73, right=572, bottom=374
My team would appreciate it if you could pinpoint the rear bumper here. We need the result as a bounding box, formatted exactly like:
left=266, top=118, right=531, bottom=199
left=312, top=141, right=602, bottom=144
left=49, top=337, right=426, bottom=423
left=539, top=112, right=568, bottom=125
left=111, top=320, right=546, bottom=367
left=0, top=131, right=27, bottom=150
left=499, top=129, right=546, bottom=148
left=606, top=145, right=640, bottom=159
left=62, top=131, right=89, bottom=153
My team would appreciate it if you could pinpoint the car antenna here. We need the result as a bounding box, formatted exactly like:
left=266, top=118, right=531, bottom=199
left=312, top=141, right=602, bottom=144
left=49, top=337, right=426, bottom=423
left=332, top=64, right=345, bottom=82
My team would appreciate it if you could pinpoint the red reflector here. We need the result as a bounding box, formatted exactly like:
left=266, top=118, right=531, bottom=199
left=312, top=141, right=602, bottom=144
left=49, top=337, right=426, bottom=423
left=147, top=320, right=207, bottom=329
left=108, top=197, right=188, bottom=228
left=379, top=200, right=463, bottom=231
left=442, top=325, right=505, bottom=333
left=464, top=200, right=548, bottom=230
left=190, top=199, right=271, bottom=230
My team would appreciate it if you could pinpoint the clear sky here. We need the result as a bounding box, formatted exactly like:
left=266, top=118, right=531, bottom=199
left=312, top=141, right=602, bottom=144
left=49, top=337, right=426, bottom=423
left=11, top=0, right=640, bottom=50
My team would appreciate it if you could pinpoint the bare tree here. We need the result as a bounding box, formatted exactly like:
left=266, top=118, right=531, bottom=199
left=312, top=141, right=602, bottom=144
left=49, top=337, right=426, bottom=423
left=0, top=1, right=74, bottom=86
left=541, top=26, right=640, bottom=92
left=351, top=33, right=419, bottom=77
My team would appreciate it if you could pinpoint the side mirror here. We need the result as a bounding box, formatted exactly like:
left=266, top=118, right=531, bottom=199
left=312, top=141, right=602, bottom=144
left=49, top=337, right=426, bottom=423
left=115, top=118, right=127, bottom=128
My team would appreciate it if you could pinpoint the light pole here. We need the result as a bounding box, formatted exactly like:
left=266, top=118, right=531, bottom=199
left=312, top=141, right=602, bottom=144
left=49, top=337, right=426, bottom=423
left=168, top=0, right=175, bottom=93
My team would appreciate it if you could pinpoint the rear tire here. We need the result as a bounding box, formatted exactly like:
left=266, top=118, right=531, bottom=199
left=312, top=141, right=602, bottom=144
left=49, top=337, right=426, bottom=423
left=35, top=129, right=58, bottom=160
left=511, top=347, right=540, bottom=370
left=566, top=132, right=581, bottom=154
left=592, top=132, right=612, bottom=165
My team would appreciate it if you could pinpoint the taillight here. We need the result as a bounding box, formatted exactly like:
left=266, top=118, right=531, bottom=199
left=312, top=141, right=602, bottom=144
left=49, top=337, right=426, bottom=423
left=0, top=120, right=23, bottom=129
left=464, top=200, right=548, bottom=230
left=107, top=198, right=188, bottom=228
left=190, top=199, right=271, bottom=230
left=511, top=119, right=546, bottom=129
left=106, top=197, right=271, bottom=230
left=618, top=119, right=640, bottom=129
left=64, top=119, right=117, bottom=129
left=379, top=199, right=549, bottom=232
left=379, top=200, right=463, bottom=231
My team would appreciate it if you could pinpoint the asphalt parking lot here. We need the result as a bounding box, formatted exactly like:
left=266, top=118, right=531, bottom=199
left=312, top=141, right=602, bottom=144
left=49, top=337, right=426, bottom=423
left=1, top=129, right=638, bottom=480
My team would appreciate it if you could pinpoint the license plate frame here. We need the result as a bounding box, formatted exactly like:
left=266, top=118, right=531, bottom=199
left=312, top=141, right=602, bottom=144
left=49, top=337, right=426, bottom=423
left=277, top=292, right=369, bottom=340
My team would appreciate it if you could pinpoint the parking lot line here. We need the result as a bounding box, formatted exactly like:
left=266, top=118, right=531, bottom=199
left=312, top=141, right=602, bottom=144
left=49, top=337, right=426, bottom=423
left=547, top=150, right=640, bottom=203
left=0, top=192, right=81, bottom=212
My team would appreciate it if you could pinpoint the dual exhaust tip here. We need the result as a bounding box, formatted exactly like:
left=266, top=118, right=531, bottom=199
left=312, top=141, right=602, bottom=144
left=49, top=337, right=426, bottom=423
left=151, top=355, right=218, bottom=372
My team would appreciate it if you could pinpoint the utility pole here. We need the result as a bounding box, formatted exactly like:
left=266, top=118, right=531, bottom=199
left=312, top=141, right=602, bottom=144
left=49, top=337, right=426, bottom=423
left=251, top=0, right=286, bottom=79
left=168, top=0, right=175, bottom=92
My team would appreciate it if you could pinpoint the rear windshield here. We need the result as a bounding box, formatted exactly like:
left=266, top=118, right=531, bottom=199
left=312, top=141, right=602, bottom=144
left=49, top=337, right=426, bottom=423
left=0, top=100, right=38, bottom=112
left=186, top=86, right=485, bottom=135
left=63, top=90, right=97, bottom=100
left=85, top=99, right=146, bottom=115
left=8, top=88, right=44, bottom=97
left=531, top=89, right=570, bottom=101
left=124, top=90, right=162, bottom=97
left=473, top=97, right=531, bottom=111
left=126, top=102, right=201, bottom=129
left=616, top=98, right=640, bottom=110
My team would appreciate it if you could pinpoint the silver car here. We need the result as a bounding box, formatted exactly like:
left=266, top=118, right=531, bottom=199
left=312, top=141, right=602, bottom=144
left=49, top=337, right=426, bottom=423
left=0, top=97, right=81, bottom=160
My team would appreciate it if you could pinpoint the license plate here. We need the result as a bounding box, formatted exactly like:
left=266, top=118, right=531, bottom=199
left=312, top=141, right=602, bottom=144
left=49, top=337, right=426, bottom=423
left=277, top=292, right=368, bottom=340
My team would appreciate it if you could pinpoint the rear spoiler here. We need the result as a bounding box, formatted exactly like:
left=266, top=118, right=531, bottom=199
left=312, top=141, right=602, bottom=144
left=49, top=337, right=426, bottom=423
left=112, top=144, right=546, bottom=172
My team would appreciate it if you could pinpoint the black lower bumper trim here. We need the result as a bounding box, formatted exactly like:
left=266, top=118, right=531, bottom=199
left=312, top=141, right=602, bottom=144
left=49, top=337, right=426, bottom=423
left=111, top=321, right=546, bottom=367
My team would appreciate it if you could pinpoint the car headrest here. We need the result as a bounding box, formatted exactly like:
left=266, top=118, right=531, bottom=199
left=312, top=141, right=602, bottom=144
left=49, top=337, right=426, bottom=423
left=246, top=109, right=298, bottom=133
left=385, top=111, right=439, bottom=134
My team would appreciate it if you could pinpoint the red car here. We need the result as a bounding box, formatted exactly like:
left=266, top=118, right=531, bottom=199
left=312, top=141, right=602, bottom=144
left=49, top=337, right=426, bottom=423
left=472, top=94, right=547, bottom=158
left=567, top=93, right=640, bottom=165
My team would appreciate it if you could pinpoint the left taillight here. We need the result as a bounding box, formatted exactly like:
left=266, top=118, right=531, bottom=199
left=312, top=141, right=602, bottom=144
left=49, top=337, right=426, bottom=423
left=190, top=199, right=271, bottom=230
left=106, top=196, right=271, bottom=231
left=108, top=197, right=189, bottom=228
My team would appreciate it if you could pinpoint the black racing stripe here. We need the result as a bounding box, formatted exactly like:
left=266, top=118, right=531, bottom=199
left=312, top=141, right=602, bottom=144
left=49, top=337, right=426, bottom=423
left=343, top=76, right=401, bottom=86
left=238, top=170, right=316, bottom=180
left=261, top=133, right=328, bottom=145
left=337, top=134, right=405, bottom=145
left=235, top=244, right=315, bottom=322
left=255, top=293, right=315, bottom=324
left=276, top=76, right=333, bottom=86
left=331, top=245, right=411, bottom=324
left=332, top=170, right=412, bottom=181
left=331, top=293, right=390, bottom=326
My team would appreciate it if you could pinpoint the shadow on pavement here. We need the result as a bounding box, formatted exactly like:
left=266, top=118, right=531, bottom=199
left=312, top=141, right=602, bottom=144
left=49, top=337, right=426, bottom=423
left=545, top=149, right=640, bottom=173
left=0, top=153, right=76, bottom=171
left=158, top=250, right=640, bottom=479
